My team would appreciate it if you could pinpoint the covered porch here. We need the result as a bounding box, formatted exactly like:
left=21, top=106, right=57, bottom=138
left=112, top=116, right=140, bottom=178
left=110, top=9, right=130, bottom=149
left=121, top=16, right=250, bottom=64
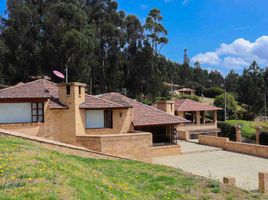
left=177, top=110, right=220, bottom=140
left=136, top=124, right=177, bottom=146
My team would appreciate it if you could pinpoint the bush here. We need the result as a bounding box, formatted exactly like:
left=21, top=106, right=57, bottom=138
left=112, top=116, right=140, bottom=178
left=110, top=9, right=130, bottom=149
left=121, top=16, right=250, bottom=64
left=214, top=93, right=238, bottom=120
left=260, top=131, right=268, bottom=145
left=217, top=121, right=236, bottom=141
left=140, top=99, right=153, bottom=105
left=173, top=94, right=200, bottom=102
left=204, top=87, right=224, bottom=98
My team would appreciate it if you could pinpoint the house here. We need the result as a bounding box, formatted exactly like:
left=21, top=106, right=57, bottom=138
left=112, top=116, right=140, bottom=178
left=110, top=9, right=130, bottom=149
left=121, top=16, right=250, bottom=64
left=154, top=99, right=221, bottom=140
left=163, top=82, right=195, bottom=96
left=0, top=79, right=188, bottom=161
left=176, top=88, right=196, bottom=96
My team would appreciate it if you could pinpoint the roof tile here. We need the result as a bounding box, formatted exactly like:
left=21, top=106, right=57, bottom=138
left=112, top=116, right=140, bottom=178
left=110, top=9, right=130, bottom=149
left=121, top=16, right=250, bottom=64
left=98, top=93, right=189, bottom=126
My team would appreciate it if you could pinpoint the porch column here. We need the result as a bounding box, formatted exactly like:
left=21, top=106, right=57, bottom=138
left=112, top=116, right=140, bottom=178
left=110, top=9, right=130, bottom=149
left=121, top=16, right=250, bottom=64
left=213, top=111, right=217, bottom=124
left=235, top=125, right=242, bottom=142
left=256, top=126, right=261, bottom=144
left=202, top=111, right=206, bottom=124
left=196, top=111, right=201, bottom=125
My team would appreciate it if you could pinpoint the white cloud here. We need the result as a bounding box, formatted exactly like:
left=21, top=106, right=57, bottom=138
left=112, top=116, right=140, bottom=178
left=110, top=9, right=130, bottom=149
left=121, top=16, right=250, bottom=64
left=191, top=52, right=221, bottom=65
left=222, top=57, right=250, bottom=69
left=191, top=35, right=268, bottom=72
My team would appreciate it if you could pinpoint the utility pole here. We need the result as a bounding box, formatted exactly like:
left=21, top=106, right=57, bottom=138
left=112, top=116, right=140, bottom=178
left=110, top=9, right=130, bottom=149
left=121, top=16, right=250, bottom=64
left=224, top=79, right=227, bottom=121
left=265, top=90, right=267, bottom=121
left=65, top=66, right=68, bottom=83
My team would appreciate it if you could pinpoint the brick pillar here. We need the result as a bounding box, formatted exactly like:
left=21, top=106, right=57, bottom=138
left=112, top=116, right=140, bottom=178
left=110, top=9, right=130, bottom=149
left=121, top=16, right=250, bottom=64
left=255, top=126, right=261, bottom=144
left=259, top=172, right=268, bottom=193
left=235, top=125, right=242, bottom=142
left=223, top=176, right=236, bottom=186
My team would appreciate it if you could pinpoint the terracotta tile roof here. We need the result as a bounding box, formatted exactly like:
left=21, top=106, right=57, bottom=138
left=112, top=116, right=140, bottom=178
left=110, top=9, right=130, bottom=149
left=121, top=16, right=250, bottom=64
left=98, top=92, right=189, bottom=126
left=0, top=79, right=67, bottom=109
left=80, top=95, right=131, bottom=109
left=174, top=99, right=221, bottom=112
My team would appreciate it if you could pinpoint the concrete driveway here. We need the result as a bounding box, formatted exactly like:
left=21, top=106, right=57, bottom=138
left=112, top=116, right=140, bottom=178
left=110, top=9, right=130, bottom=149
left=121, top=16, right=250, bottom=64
left=153, top=142, right=268, bottom=190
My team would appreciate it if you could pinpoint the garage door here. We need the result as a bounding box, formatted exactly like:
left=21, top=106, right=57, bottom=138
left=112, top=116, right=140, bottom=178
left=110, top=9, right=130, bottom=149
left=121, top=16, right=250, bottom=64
left=0, top=103, right=32, bottom=123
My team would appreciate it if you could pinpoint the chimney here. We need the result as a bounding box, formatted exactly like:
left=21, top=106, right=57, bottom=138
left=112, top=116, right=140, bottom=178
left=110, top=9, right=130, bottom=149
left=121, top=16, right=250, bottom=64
left=156, top=100, right=175, bottom=115
left=57, top=82, right=87, bottom=144
left=58, top=82, right=86, bottom=107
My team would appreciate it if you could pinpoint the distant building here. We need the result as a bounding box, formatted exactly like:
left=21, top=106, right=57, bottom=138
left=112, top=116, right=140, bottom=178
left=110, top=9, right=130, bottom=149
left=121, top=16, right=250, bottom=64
left=153, top=99, right=221, bottom=140
left=176, top=88, right=196, bottom=96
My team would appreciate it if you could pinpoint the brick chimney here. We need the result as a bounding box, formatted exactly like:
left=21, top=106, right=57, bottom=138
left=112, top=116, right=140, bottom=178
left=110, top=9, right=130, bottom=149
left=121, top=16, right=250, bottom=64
left=156, top=100, right=175, bottom=115
left=57, top=82, right=87, bottom=144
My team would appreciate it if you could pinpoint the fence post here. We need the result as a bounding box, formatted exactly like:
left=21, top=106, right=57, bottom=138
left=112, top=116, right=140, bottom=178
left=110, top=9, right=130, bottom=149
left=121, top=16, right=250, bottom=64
left=235, top=125, right=242, bottom=142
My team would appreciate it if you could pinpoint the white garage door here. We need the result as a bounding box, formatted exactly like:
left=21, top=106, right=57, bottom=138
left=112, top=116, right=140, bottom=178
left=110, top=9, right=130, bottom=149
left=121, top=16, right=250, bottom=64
left=86, top=110, right=104, bottom=128
left=0, top=103, right=32, bottom=123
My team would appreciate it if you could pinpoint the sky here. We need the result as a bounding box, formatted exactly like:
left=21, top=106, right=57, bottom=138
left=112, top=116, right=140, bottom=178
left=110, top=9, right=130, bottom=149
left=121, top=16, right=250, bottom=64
left=1, top=0, right=268, bottom=74
left=117, top=0, right=268, bottom=75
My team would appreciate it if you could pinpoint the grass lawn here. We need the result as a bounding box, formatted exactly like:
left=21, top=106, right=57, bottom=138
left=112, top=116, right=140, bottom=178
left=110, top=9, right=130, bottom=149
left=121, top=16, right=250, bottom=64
left=0, top=136, right=267, bottom=200
left=226, top=120, right=268, bottom=138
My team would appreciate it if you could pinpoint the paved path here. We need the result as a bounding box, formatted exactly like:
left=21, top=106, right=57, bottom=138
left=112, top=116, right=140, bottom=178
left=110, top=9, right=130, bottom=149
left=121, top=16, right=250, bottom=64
left=153, top=142, right=268, bottom=190
left=178, top=140, right=222, bottom=154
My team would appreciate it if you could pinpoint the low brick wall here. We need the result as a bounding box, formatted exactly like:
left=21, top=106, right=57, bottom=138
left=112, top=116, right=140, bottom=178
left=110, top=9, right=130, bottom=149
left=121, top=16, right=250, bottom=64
left=178, top=130, right=189, bottom=141
left=76, top=132, right=153, bottom=162
left=0, top=129, right=127, bottom=160
left=199, top=135, right=268, bottom=158
left=199, top=135, right=228, bottom=148
left=152, top=144, right=181, bottom=157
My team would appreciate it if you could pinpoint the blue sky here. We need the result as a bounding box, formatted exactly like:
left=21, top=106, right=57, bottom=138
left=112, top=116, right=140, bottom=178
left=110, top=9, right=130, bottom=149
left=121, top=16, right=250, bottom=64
left=118, top=0, right=268, bottom=74
left=1, top=0, right=268, bottom=74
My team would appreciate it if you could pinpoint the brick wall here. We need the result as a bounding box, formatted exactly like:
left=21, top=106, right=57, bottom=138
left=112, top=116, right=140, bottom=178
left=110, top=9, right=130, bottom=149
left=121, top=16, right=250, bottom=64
left=0, top=129, right=127, bottom=160
left=152, top=144, right=181, bottom=157
left=76, top=132, right=153, bottom=162
left=199, top=135, right=268, bottom=158
left=199, top=135, right=228, bottom=148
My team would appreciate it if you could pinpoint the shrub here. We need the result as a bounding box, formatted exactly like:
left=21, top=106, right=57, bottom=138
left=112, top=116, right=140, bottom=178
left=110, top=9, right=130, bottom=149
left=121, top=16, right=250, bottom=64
left=217, top=121, right=236, bottom=141
left=173, top=94, right=200, bottom=102
left=204, top=87, right=224, bottom=98
left=140, top=99, right=153, bottom=105
left=260, top=131, right=268, bottom=145
left=214, top=93, right=238, bottom=120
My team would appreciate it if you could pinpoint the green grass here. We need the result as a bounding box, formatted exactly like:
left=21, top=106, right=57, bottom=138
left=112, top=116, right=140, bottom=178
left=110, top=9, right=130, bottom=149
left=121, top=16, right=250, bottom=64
left=0, top=136, right=267, bottom=200
left=226, top=120, right=256, bottom=138
left=226, top=120, right=268, bottom=138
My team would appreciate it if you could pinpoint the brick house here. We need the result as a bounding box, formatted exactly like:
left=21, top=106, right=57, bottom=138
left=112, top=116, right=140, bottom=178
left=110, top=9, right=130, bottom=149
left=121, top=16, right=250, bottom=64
left=0, top=79, right=188, bottom=161
left=154, top=99, right=221, bottom=140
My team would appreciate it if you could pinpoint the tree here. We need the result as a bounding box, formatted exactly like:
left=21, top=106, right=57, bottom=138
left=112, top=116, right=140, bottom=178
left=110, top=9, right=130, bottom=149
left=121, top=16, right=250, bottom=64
left=208, top=70, right=224, bottom=88
left=144, top=8, right=168, bottom=55
left=214, top=93, right=238, bottom=120
left=238, top=61, right=264, bottom=113
left=225, top=70, right=239, bottom=94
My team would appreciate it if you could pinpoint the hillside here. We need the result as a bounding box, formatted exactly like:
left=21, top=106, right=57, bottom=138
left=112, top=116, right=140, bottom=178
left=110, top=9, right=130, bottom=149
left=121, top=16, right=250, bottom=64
left=0, top=136, right=267, bottom=200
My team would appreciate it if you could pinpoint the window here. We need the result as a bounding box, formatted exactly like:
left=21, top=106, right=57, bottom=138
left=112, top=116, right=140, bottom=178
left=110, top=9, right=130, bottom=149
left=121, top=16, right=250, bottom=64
left=0, top=102, right=44, bottom=124
left=86, top=110, right=113, bottom=129
left=79, top=86, right=81, bottom=96
left=31, top=102, right=44, bottom=122
left=66, top=85, right=70, bottom=95
left=0, top=103, right=32, bottom=123
left=104, top=110, right=113, bottom=128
